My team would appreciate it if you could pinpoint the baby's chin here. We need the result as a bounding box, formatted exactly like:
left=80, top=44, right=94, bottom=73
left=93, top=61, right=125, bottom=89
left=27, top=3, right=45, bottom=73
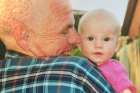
left=96, top=62, right=104, bottom=65
left=90, top=59, right=104, bottom=65
left=65, top=52, right=72, bottom=56
left=94, top=60, right=107, bottom=65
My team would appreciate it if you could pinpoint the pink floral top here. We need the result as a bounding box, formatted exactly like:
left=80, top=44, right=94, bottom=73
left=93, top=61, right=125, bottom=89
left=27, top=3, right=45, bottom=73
left=98, top=59, right=136, bottom=93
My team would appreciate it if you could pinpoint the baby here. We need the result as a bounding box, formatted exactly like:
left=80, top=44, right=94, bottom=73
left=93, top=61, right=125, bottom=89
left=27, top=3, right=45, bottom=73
left=78, top=9, right=136, bottom=93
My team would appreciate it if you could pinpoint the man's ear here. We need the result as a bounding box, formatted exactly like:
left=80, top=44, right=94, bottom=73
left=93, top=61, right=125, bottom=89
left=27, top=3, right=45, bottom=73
left=8, top=19, right=30, bottom=52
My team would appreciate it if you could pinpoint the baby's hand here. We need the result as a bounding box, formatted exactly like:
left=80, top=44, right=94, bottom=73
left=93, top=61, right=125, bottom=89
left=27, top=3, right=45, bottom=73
left=122, top=88, right=131, bottom=93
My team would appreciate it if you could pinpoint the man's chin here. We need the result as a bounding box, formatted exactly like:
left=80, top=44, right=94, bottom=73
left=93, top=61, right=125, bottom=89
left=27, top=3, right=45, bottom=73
left=63, top=52, right=70, bottom=56
left=54, top=47, right=71, bottom=56
left=60, top=49, right=71, bottom=56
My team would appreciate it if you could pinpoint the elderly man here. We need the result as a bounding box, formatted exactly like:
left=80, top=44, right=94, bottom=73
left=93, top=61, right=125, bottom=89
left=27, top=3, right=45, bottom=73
left=0, top=0, right=115, bottom=93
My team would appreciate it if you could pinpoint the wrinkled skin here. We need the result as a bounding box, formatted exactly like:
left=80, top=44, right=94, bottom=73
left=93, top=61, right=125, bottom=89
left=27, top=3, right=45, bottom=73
left=0, top=0, right=80, bottom=57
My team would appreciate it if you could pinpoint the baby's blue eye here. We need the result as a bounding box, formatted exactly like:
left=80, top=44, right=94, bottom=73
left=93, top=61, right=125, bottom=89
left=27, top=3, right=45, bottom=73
left=87, top=36, right=94, bottom=41
left=104, top=37, right=110, bottom=41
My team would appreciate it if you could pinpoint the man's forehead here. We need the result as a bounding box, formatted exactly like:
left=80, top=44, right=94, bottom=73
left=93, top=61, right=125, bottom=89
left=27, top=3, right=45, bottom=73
left=0, top=0, right=73, bottom=33
left=47, top=0, right=72, bottom=17
left=0, top=0, right=71, bottom=19
left=31, top=0, right=71, bottom=13
left=44, top=0, right=73, bottom=30
left=31, top=0, right=72, bottom=21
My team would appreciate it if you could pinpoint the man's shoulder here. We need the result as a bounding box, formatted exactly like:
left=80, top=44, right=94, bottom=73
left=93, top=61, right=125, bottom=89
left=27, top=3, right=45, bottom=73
left=1, top=56, right=115, bottom=93
left=1, top=56, right=90, bottom=67
left=54, top=56, right=88, bottom=62
left=50, top=56, right=91, bottom=68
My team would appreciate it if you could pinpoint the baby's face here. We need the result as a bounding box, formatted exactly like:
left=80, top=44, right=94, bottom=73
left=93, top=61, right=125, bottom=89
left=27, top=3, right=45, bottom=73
left=80, top=21, right=118, bottom=65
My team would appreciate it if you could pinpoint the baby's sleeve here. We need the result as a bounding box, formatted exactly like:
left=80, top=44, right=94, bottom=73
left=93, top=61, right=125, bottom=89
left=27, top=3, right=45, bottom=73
left=98, top=59, right=136, bottom=93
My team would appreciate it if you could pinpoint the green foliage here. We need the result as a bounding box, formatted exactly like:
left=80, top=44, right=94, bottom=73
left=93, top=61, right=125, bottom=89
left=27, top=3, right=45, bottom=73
left=69, top=47, right=82, bottom=56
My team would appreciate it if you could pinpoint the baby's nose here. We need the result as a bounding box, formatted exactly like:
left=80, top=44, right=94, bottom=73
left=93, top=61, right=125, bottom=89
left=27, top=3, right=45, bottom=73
left=94, top=40, right=102, bottom=48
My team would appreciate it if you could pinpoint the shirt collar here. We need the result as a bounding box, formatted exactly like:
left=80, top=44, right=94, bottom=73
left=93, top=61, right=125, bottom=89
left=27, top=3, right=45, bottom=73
left=5, top=50, right=28, bottom=58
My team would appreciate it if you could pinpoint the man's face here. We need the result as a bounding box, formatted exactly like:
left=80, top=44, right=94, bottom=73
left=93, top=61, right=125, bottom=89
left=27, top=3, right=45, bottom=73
left=21, top=0, right=81, bottom=57
left=1, top=0, right=80, bottom=57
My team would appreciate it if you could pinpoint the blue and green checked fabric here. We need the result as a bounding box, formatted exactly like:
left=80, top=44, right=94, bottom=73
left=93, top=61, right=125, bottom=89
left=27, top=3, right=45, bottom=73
left=0, top=50, right=115, bottom=93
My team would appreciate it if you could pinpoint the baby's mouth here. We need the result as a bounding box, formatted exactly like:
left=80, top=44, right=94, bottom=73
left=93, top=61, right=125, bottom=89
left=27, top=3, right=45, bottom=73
left=94, top=52, right=103, bottom=56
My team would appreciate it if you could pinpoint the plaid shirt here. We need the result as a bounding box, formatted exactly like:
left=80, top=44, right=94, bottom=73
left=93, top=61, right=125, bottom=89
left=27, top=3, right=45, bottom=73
left=0, top=50, right=115, bottom=93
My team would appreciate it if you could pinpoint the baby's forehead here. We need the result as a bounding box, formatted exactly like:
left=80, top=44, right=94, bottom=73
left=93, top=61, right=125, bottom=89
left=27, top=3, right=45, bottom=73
left=86, top=15, right=116, bottom=26
left=85, top=15, right=119, bottom=29
left=82, top=10, right=119, bottom=26
left=81, top=22, right=119, bottom=35
left=79, top=9, right=120, bottom=35
left=83, top=18, right=116, bottom=31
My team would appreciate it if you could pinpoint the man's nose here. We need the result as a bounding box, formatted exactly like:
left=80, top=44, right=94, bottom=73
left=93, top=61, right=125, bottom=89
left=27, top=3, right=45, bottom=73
left=68, top=30, right=81, bottom=44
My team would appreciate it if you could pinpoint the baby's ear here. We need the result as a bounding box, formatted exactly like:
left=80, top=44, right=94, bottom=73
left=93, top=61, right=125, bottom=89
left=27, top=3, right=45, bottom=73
left=115, top=38, right=121, bottom=53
